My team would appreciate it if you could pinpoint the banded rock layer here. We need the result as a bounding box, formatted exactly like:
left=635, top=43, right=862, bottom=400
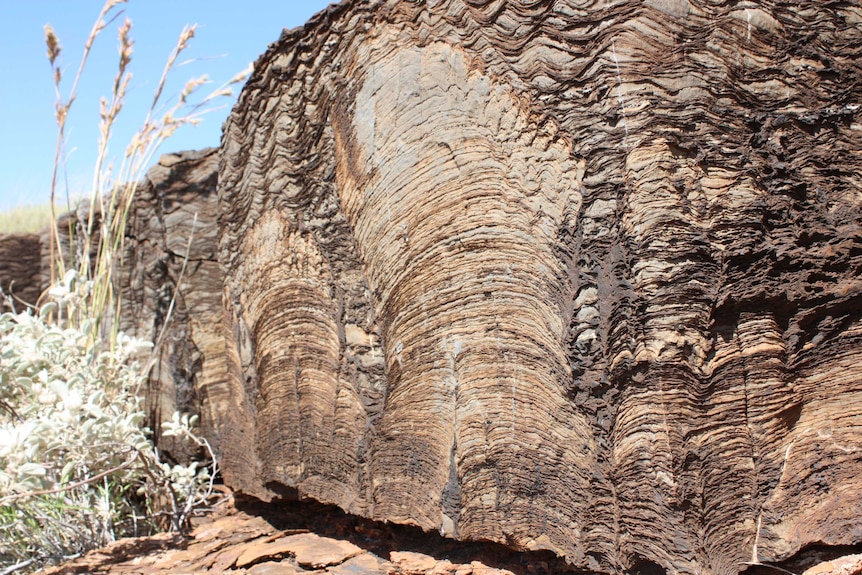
left=218, top=1, right=862, bottom=573
left=121, top=148, right=229, bottom=459
left=0, top=233, right=42, bottom=313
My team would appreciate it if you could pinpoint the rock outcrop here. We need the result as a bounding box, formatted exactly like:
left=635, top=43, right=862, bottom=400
left=217, top=1, right=862, bottom=574
left=2, top=1, right=860, bottom=572
left=40, top=492, right=549, bottom=575
left=0, top=233, right=42, bottom=313
left=36, top=491, right=862, bottom=575
left=120, top=148, right=228, bottom=459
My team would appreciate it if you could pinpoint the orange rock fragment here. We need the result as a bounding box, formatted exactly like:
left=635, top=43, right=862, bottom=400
left=802, top=554, right=862, bottom=575
left=246, top=560, right=304, bottom=575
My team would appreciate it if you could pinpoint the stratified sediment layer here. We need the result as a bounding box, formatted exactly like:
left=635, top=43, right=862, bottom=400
left=121, top=148, right=229, bottom=459
left=164, top=1, right=862, bottom=573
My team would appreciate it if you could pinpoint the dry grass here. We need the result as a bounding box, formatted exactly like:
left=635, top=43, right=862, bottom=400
left=44, top=0, right=250, bottom=346
left=0, top=204, right=53, bottom=234
left=0, top=1, right=249, bottom=572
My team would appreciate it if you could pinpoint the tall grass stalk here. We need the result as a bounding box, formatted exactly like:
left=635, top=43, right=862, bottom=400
left=44, top=0, right=249, bottom=349
left=0, top=1, right=249, bottom=571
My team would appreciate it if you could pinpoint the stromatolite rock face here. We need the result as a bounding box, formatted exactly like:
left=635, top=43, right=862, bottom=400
left=0, top=233, right=42, bottom=313
left=218, top=1, right=862, bottom=573
left=120, top=148, right=229, bottom=460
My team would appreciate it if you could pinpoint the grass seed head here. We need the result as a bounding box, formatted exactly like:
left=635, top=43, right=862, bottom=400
left=44, top=25, right=61, bottom=66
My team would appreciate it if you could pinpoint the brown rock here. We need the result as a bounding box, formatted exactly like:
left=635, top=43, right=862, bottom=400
left=209, top=545, right=247, bottom=572
left=191, top=513, right=274, bottom=545
left=468, top=562, right=515, bottom=575
left=328, top=553, right=392, bottom=575
left=245, top=560, right=304, bottom=575
left=281, top=533, right=363, bottom=569
left=235, top=538, right=299, bottom=569
left=216, top=1, right=862, bottom=574
left=802, top=554, right=862, bottom=575
left=0, top=233, right=42, bottom=312
left=389, top=551, right=444, bottom=574
left=387, top=552, right=514, bottom=575
left=119, top=147, right=226, bottom=460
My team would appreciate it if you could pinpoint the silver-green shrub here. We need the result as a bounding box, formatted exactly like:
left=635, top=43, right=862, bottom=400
left=0, top=0, right=244, bottom=570
left=0, top=273, right=214, bottom=572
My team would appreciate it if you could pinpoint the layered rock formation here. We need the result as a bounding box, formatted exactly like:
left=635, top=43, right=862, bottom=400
left=2, top=1, right=860, bottom=572
left=0, top=233, right=42, bottom=313
left=120, top=148, right=229, bottom=459
left=217, top=1, right=862, bottom=574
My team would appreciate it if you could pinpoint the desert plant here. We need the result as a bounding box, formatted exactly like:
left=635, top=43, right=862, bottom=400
left=0, top=273, right=214, bottom=571
left=0, top=1, right=248, bottom=571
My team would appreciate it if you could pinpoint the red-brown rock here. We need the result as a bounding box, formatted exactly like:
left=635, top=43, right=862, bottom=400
left=0, top=233, right=42, bottom=312
left=216, top=1, right=862, bottom=574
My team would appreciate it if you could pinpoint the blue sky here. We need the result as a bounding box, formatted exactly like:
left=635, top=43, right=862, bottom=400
left=0, top=0, right=333, bottom=214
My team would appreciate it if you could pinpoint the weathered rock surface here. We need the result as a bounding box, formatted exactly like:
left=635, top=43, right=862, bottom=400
left=120, top=147, right=228, bottom=459
left=2, top=1, right=860, bottom=572
left=39, top=492, right=546, bottom=575
left=0, top=233, right=42, bottom=313
left=217, top=1, right=862, bottom=573
left=802, top=555, right=862, bottom=575
left=36, top=493, right=862, bottom=575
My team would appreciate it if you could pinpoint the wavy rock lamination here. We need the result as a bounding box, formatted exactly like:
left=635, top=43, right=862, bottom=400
left=218, top=1, right=862, bottom=573
left=121, top=148, right=228, bottom=459
left=0, top=233, right=42, bottom=313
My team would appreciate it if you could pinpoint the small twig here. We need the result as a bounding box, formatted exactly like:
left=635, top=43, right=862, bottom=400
left=0, top=557, right=36, bottom=575
left=0, top=450, right=138, bottom=506
left=191, top=433, right=218, bottom=501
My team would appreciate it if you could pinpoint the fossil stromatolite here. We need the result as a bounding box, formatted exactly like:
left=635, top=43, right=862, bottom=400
left=216, top=1, right=862, bottom=573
